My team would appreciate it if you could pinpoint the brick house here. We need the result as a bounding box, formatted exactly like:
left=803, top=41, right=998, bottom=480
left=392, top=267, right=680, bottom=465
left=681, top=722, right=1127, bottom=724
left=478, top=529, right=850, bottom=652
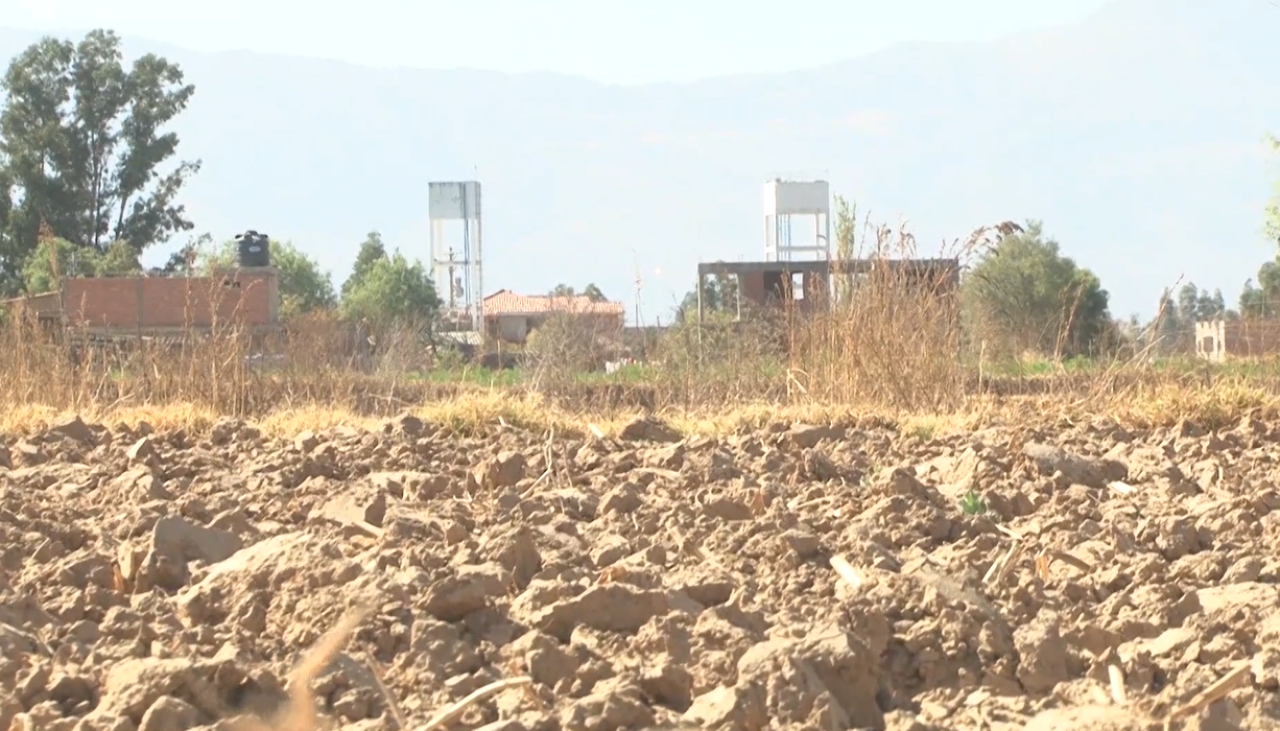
left=3, top=269, right=281, bottom=336
left=483, top=289, right=625, bottom=345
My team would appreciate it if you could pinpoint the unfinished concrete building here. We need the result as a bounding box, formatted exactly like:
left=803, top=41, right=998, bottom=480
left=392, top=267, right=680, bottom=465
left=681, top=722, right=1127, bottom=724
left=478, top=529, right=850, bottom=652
left=1195, top=319, right=1280, bottom=361
left=694, top=258, right=961, bottom=322
left=693, top=178, right=960, bottom=323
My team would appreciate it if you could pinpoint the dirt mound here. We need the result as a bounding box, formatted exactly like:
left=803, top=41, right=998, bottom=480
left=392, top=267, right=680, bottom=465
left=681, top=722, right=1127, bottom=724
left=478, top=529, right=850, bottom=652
left=2, top=413, right=1279, bottom=731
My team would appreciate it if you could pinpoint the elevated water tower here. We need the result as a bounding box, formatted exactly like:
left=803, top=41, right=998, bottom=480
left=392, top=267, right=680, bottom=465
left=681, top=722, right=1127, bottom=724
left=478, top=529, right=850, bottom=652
left=763, top=179, right=830, bottom=262
left=428, top=181, right=483, bottom=331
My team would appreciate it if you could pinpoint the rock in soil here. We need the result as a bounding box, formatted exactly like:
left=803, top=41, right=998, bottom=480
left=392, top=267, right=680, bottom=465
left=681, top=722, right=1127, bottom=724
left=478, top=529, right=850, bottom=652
left=1, top=415, right=1278, bottom=730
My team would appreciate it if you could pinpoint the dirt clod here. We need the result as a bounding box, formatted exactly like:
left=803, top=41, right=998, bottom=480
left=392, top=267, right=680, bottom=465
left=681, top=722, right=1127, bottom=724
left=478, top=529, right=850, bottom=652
left=1, top=416, right=1277, bottom=730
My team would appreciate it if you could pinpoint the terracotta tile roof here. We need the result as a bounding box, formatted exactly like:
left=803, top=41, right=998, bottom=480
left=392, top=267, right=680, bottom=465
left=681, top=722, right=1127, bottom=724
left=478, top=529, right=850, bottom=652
left=484, top=289, right=625, bottom=317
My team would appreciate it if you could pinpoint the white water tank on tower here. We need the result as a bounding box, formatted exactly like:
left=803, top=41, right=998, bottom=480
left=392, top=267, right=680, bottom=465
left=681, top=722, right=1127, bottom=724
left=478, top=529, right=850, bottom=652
left=429, top=181, right=484, bottom=332
left=763, top=179, right=830, bottom=262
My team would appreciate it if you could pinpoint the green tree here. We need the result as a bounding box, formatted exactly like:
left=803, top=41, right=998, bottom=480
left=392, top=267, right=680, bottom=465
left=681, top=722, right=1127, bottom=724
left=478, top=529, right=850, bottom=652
left=95, top=238, right=142, bottom=277
left=201, top=239, right=336, bottom=319
left=549, top=283, right=609, bottom=303
left=0, top=168, right=14, bottom=293
left=341, top=231, right=387, bottom=298
left=161, top=233, right=209, bottom=276
left=341, top=251, right=440, bottom=325
left=963, top=220, right=1111, bottom=358
left=677, top=275, right=739, bottom=322
left=0, top=29, right=199, bottom=291
left=582, top=283, right=606, bottom=302
left=21, top=232, right=142, bottom=293
left=1236, top=134, right=1280, bottom=319
left=22, top=237, right=97, bottom=293
left=833, top=195, right=857, bottom=303
left=1209, top=288, right=1228, bottom=318
left=1175, top=282, right=1228, bottom=322
left=1240, top=259, right=1280, bottom=318
left=1176, top=283, right=1198, bottom=323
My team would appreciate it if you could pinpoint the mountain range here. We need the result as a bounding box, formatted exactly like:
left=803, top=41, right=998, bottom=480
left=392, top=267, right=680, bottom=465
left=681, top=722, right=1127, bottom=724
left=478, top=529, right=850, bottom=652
left=2, top=0, right=1278, bottom=322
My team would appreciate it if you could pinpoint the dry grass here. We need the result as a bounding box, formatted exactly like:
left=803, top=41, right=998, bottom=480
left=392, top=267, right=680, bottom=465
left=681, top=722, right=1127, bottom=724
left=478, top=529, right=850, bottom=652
left=3, top=219, right=1280, bottom=439
left=1, top=377, right=1274, bottom=443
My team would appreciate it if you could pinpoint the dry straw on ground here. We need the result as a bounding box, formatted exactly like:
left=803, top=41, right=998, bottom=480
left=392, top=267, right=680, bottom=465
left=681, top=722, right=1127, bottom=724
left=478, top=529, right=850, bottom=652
left=1, top=218, right=1277, bottom=437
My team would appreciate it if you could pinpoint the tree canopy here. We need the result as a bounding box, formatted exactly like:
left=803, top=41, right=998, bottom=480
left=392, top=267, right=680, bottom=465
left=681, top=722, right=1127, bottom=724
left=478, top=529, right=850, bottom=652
left=1174, top=282, right=1228, bottom=323
left=0, top=29, right=200, bottom=294
left=22, top=233, right=141, bottom=293
left=548, top=283, right=608, bottom=302
left=963, top=220, right=1111, bottom=358
left=1234, top=134, right=1280, bottom=319
left=677, top=275, right=739, bottom=323
left=341, top=231, right=388, bottom=299
left=199, top=238, right=337, bottom=319
left=159, top=233, right=208, bottom=277
left=1239, top=260, right=1280, bottom=318
left=582, top=283, right=606, bottom=302
left=340, top=247, right=440, bottom=326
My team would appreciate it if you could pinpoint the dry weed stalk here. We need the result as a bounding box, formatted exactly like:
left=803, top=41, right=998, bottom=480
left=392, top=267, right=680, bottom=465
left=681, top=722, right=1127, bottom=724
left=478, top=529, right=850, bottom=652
left=1163, top=661, right=1253, bottom=729
left=232, top=604, right=373, bottom=731
left=224, top=604, right=533, bottom=731
left=364, top=654, right=407, bottom=731
left=417, top=678, right=533, bottom=731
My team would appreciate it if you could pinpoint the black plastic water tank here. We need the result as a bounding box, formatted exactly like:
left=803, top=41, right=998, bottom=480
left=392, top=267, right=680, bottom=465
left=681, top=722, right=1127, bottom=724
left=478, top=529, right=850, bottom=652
left=235, top=230, right=271, bottom=268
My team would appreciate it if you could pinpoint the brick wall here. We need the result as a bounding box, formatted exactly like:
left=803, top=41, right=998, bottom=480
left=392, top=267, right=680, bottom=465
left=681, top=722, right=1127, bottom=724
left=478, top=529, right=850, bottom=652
left=61, top=270, right=279, bottom=329
left=739, top=272, right=766, bottom=306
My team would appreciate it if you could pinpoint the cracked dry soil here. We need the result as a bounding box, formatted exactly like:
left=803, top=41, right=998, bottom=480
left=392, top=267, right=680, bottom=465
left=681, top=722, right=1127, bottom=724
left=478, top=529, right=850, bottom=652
left=2, top=413, right=1280, bottom=731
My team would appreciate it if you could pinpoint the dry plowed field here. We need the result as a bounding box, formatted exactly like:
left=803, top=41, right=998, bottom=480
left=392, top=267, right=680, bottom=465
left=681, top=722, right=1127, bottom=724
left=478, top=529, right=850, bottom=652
left=2, top=414, right=1279, bottom=731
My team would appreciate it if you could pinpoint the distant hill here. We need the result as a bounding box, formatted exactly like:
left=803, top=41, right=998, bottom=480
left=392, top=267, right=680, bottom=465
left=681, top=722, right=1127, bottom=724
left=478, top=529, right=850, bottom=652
left=1, top=0, right=1278, bottom=320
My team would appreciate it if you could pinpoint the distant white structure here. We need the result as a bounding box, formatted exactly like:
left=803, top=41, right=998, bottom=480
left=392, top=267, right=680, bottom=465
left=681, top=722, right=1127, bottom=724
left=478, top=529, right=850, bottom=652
left=763, top=179, right=830, bottom=262
left=429, top=181, right=483, bottom=331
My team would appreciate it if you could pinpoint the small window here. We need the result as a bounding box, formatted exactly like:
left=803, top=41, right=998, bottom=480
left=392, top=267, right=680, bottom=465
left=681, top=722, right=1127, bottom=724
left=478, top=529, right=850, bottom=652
left=791, top=272, right=805, bottom=300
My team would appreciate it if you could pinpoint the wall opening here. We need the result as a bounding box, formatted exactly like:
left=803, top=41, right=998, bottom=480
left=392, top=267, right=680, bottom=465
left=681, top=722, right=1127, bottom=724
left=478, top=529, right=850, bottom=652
left=790, top=272, right=805, bottom=300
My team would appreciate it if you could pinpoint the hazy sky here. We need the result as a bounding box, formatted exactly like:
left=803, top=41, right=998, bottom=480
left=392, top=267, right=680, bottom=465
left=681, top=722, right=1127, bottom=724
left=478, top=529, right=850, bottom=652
left=11, top=0, right=1113, bottom=83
